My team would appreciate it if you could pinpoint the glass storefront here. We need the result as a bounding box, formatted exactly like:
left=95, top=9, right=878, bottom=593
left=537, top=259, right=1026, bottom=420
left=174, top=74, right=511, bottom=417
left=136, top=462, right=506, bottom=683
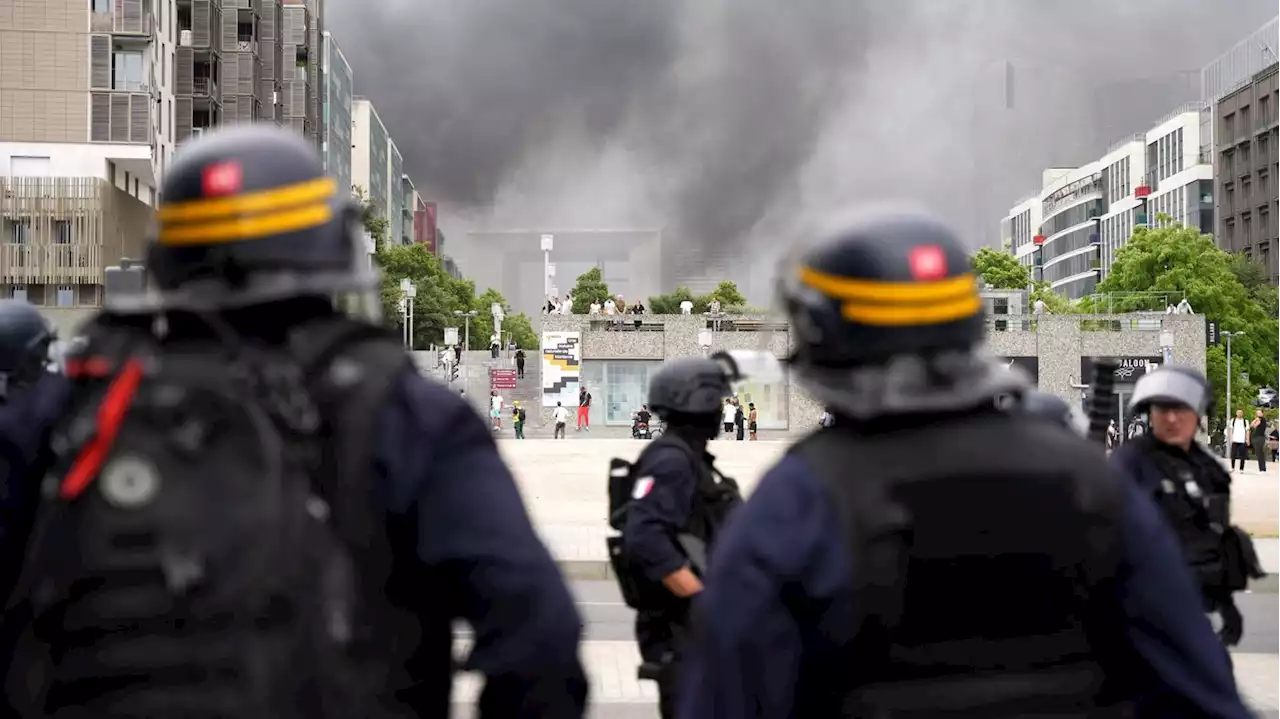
left=581, top=360, right=666, bottom=426
left=734, top=378, right=789, bottom=431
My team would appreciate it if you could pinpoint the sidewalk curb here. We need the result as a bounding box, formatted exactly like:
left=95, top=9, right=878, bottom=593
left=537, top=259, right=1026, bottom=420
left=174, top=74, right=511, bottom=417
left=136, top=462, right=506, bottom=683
left=557, top=560, right=614, bottom=581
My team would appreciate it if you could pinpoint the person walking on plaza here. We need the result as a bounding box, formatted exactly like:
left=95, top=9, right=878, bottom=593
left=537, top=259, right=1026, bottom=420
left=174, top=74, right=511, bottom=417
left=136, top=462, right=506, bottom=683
left=733, top=399, right=745, bottom=441
left=515, top=347, right=526, bottom=379
left=747, top=402, right=758, bottom=441
left=1250, top=408, right=1268, bottom=472
left=490, top=390, right=504, bottom=432
left=512, top=401, right=527, bottom=439
left=1229, top=408, right=1249, bottom=471
left=577, top=385, right=592, bottom=431
left=553, top=401, right=570, bottom=439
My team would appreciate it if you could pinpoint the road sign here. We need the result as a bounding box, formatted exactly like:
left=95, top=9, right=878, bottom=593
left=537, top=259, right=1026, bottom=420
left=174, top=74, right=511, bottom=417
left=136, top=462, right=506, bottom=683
left=490, top=368, right=517, bottom=390
left=1206, top=320, right=1219, bottom=345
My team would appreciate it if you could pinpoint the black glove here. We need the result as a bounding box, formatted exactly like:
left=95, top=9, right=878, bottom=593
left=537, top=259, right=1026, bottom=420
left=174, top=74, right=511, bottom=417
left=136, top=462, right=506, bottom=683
left=1216, top=594, right=1244, bottom=647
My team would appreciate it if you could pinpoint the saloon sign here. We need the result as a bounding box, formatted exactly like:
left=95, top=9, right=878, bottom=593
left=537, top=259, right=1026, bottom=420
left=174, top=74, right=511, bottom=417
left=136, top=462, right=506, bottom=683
left=1080, top=356, right=1162, bottom=383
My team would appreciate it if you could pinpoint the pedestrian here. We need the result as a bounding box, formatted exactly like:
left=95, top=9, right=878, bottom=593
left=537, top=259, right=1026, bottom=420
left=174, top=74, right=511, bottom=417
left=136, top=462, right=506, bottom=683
left=512, top=400, right=526, bottom=439
left=679, top=208, right=1250, bottom=719
left=454, top=342, right=461, bottom=365
left=1106, top=419, right=1119, bottom=451
left=577, top=385, right=592, bottom=431
left=490, top=389, right=504, bottom=432
left=515, top=347, right=526, bottom=379
left=1250, top=408, right=1268, bottom=472
left=1112, top=367, right=1266, bottom=650
left=553, top=401, right=569, bottom=439
left=747, top=402, right=758, bottom=441
left=1229, top=408, right=1248, bottom=471
left=611, top=358, right=743, bottom=719
left=721, top=398, right=735, bottom=436
left=733, top=399, right=744, bottom=441
left=0, top=125, right=587, bottom=718
left=489, top=332, right=500, bottom=359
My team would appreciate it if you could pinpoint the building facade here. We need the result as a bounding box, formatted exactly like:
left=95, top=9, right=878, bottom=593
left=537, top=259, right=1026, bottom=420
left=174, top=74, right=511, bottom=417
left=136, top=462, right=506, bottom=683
left=1003, top=109, right=1212, bottom=299
left=320, top=31, right=353, bottom=195
left=174, top=0, right=224, bottom=146
left=388, top=143, right=406, bottom=244
left=280, top=2, right=312, bottom=139
left=351, top=98, right=390, bottom=237
left=1213, top=63, right=1279, bottom=280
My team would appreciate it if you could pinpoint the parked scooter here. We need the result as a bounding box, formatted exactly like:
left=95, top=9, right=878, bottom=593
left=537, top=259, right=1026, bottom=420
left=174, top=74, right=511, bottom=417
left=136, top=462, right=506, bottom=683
left=632, top=406, right=655, bottom=439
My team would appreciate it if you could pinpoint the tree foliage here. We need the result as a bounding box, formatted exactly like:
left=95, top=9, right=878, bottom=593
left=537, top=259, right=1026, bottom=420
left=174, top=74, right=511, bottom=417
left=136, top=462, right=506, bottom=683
left=1093, top=222, right=1279, bottom=434
left=570, top=267, right=612, bottom=314
left=1029, top=281, right=1076, bottom=314
left=353, top=186, right=389, bottom=249
left=971, top=247, right=1031, bottom=290
left=647, top=280, right=749, bottom=314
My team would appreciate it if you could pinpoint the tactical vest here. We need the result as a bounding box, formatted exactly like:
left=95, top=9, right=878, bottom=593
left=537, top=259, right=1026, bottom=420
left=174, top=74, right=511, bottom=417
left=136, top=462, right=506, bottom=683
left=791, top=412, right=1136, bottom=719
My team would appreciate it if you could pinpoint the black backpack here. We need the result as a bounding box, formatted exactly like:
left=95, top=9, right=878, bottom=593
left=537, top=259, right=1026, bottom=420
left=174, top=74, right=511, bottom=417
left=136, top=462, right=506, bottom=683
left=6, top=313, right=408, bottom=718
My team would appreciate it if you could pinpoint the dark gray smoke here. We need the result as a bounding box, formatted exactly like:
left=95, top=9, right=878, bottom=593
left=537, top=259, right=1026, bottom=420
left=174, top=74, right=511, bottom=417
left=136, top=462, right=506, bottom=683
left=326, top=0, right=1276, bottom=296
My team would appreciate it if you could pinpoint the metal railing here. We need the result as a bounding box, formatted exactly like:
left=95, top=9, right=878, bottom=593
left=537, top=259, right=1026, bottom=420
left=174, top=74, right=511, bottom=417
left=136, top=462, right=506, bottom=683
left=192, top=77, right=218, bottom=97
left=1200, top=16, right=1279, bottom=102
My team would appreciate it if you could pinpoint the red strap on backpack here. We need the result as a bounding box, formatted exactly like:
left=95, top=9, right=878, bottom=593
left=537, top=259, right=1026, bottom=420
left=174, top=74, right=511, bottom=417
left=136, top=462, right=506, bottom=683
left=59, top=358, right=145, bottom=500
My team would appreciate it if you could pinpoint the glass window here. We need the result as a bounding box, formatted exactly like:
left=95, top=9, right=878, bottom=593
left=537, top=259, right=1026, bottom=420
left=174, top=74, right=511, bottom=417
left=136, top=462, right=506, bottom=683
left=91, top=0, right=109, bottom=12
left=586, top=360, right=664, bottom=426
left=9, top=285, right=26, bottom=301
left=56, top=285, right=74, bottom=307
left=113, top=50, right=144, bottom=91
left=736, top=374, right=789, bottom=431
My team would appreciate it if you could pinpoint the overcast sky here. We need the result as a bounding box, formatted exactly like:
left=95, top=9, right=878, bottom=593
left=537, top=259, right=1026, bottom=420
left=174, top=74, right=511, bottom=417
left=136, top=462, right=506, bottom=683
left=326, top=0, right=1277, bottom=289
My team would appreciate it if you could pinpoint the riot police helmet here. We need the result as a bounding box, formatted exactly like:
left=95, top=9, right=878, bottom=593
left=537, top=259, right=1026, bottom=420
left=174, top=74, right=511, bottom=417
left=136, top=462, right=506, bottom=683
left=1021, top=390, right=1088, bottom=437
left=1128, top=365, right=1212, bottom=416
left=136, top=124, right=378, bottom=314
left=775, top=207, right=1023, bottom=421
left=0, top=300, right=54, bottom=393
left=647, top=357, right=733, bottom=419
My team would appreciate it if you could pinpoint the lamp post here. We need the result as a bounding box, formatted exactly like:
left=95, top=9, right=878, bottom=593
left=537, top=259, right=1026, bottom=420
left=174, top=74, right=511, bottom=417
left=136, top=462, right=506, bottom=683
left=1223, top=330, right=1245, bottom=441
left=399, top=279, right=417, bottom=350
left=454, top=309, right=478, bottom=357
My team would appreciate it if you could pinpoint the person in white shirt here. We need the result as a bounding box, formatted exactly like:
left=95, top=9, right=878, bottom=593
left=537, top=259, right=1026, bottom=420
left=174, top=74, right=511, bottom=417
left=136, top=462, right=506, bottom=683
left=489, top=332, right=501, bottom=359
left=589, top=301, right=601, bottom=315
left=552, top=401, right=570, bottom=439
left=603, top=298, right=616, bottom=315
left=490, top=390, right=504, bottom=432
left=721, top=397, right=737, bottom=435
left=679, top=299, right=693, bottom=315
left=1229, top=408, right=1249, bottom=471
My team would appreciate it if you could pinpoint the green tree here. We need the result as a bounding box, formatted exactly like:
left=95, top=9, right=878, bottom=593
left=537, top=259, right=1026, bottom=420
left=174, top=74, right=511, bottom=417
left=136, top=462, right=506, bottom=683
left=353, top=186, right=389, bottom=248
left=467, top=288, right=538, bottom=350
left=375, top=243, right=461, bottom=348
left=1095, top=221, right=1279, bottom=430
left=648, top=286, right=707, bottom=315
left=703, top=280, right=748, bottom=311
left=971, top=247, right=1031, bottom=290
left=570, top=267, right=611, bottom=314
left=504, top=313, right=539, bottom=350
left=1228, top=253, right=1279, bottom=319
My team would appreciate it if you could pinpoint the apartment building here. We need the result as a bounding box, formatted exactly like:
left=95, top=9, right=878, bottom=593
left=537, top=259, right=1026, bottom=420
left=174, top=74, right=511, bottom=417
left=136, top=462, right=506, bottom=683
left=173, top=0, right=223, bottom=144
left=280, top=1, right=313, bottom=139
left=320, top=31, right=353, bottom=195
left=0, top=0, right=179, bottom=307
left=1213, top=63, right=1279, bottom=280
left=1001, top=107, right=1212, bottom=299
left=388, top=142, right=406, bottom=244
left=351, top=97, right=390, bottom=235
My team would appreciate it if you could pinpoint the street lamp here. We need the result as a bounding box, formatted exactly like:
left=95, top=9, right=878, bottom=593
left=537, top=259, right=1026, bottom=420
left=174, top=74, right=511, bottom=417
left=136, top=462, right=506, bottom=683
left=1223, top=330, right=1245, bottom=439
left=454, top=309, right=478, bottom=358
left=399, top=279, right=417, bottom=350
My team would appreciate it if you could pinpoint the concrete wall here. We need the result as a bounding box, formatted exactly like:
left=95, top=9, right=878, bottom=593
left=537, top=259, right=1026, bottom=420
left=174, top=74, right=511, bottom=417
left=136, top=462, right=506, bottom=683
left=540, top=313, right=1207, bottom=428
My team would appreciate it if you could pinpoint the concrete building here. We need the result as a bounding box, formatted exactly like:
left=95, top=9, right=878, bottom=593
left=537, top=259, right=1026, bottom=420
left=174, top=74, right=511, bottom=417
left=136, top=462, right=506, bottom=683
left=536, top=311, right=1205, bottom=435
left=460, top=230, right=664, bottom=318
left=1002, top=108, right=1213, bottom=299
left=173, top=0, right=224, bottom=145
left=0, top=0, right=173, bottom=307
left=320, top=31, right=353, bottom=195
left=280, top=1, right=316, bottom=141
left=387, top=143, right=406, bottom=244
left=351, top=98, right=390, bottom=237
left=1212, top=63, right=1279, bottom=280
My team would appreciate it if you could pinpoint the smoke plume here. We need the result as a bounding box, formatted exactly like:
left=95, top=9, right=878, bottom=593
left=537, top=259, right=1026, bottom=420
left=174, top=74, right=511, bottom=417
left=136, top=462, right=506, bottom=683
left=326, top=0, right=1276, bottom=297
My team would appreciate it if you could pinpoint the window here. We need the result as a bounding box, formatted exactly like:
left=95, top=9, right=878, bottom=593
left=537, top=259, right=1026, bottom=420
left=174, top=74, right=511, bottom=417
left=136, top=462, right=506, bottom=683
left=53, top=220, right=71, bottom=244
left=91, top=0, right=109, bottom=11
left=8, top=219, right=31, bottom=244
left=113, top=50, right=144, bottom=91
left=56, top=285, right=74, bottom=307
left=1261, top=95, right=1271, bottom=128
left=9, top=286, right=26, bottom=302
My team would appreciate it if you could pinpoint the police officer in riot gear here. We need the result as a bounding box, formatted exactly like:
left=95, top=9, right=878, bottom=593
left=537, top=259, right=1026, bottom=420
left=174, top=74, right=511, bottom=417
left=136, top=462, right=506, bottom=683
left=0, top=301, right=55, bottom=402
left=1020, top=389, right=1089, bottom=437
left=616, top=356, right=742, bottom=719
left=1111, top=366, right=1264, bottom=649
left=680, top=208, right=1251, bottom=719
left=0, top=126, right=587, bottom=717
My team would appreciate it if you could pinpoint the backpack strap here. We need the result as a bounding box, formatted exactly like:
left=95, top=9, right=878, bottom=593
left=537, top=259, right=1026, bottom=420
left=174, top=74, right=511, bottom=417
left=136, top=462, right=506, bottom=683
left=288, top=317, right=412, bottom=548
left=789, top=429, right=911, bottom=654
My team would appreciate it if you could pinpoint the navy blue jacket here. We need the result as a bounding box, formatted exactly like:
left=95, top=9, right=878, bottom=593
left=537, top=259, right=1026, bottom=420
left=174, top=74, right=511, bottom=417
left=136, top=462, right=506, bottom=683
left=622, top=439, right=705, bottom=582
left=0, top=369, right=588, bottom=719
left=1110, top=438, right=1224, bottom=497
left=679, top=452, right=1252, bottom=719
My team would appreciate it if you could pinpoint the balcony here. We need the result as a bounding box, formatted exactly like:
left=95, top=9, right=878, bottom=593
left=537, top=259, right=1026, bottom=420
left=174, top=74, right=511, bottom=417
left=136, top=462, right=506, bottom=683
left=89, top=92, right=152, bottom=147
left=193, top=77, right=218, bottom=98
left=90, top=8, right=154, bottom=38
left=0, top=177, right=152, bottom=286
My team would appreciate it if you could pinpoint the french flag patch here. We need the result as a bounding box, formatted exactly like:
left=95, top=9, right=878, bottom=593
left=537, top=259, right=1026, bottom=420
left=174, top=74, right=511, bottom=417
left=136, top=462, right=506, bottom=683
left=632, top=476, right=655, bottom=500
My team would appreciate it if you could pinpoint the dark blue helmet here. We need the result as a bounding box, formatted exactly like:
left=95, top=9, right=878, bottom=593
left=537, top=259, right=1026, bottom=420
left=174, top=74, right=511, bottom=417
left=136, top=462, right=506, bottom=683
left=0, top=300, right=53, bottom=396
left=1021, top=390, right=1088, bottom=436
left=778, top=209, right=985, bottom=367
left=647, top=357, right=733, bottom=418
left=136, top=124, right=377, bottom=313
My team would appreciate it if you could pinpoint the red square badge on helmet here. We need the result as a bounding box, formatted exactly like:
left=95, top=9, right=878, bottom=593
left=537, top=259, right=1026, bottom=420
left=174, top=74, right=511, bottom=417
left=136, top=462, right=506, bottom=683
left=202, top=161, right=243, bottom=197
left=908, top=245, right=948, bottom=281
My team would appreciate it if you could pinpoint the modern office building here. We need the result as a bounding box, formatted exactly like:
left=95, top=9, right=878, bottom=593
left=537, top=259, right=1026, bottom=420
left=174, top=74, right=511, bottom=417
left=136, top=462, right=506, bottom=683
left=1212, top=64, right=1279, bottom=279
left=1002, top=107, right=1213, bottom=299
left=351, top=97, right=390, bottom=236
left=0, top=0, right=177, bottom=307
left=320, top=31, right=353, bottom=195
left=388, top=142, right=406, bottom=244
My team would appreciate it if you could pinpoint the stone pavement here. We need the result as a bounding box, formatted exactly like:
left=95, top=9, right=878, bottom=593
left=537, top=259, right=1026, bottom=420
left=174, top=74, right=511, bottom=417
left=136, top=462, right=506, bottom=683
left=493, top=439, right=1280, bottom=579
left=450, top=643, right=1279, bottom=718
